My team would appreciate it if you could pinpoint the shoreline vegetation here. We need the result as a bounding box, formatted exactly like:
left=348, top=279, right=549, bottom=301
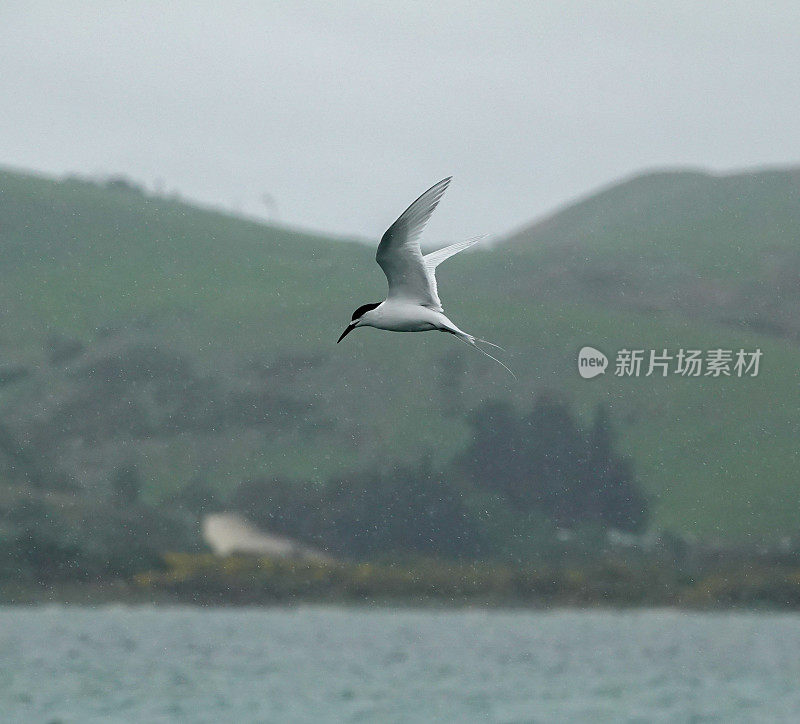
left=4, top=551, right=800, bottom=609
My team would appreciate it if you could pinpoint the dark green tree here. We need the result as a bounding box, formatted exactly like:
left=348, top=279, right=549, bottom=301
left=233, top=463, right=487, bottom=559
left=457, top=396, right=647, bottom=532
left=584, top=404, right=648, bottom=531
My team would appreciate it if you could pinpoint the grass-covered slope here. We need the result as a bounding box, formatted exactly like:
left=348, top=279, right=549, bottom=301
left=1, top=167, right=798, bottom=540
left=511, top=169, right=800, bottom=269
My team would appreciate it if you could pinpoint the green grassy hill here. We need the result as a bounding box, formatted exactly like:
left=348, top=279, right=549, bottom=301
left=1, top=166, right=798, bottom=541
left=504, top=168, right=800, bottom=338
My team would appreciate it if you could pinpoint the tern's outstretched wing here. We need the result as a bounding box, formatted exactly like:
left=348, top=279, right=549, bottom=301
left=421, top=236, right=483, bottom=309
left=376, top=177, right=452, bottom=310
left=424, top=236, right=484, bottom=269
left=376, top=178, right=482, bottom=311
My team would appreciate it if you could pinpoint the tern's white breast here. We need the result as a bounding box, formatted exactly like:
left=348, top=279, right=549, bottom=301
left=361, top=301, right=445, bottom=332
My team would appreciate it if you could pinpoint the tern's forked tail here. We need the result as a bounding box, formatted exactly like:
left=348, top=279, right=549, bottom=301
left=448, top=330, right=516, bottom=380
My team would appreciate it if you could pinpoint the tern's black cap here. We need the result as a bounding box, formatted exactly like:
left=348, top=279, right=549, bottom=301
left=351, top=302, right=380, bottom=321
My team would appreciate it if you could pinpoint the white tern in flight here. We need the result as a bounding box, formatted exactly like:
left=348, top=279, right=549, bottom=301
left=337, top=177, right=514, bottom=378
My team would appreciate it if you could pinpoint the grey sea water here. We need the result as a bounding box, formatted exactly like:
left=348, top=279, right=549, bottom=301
left=0, top=607, right=798, bottom=722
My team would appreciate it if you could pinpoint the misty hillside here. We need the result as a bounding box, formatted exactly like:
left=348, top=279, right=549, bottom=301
left=505, top=168, right=800, bottom=339
left=0, top=166, right=798, bottom=542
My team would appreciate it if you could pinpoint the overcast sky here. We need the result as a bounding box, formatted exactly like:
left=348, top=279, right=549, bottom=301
left=2, top=2, right=799, bottom=242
